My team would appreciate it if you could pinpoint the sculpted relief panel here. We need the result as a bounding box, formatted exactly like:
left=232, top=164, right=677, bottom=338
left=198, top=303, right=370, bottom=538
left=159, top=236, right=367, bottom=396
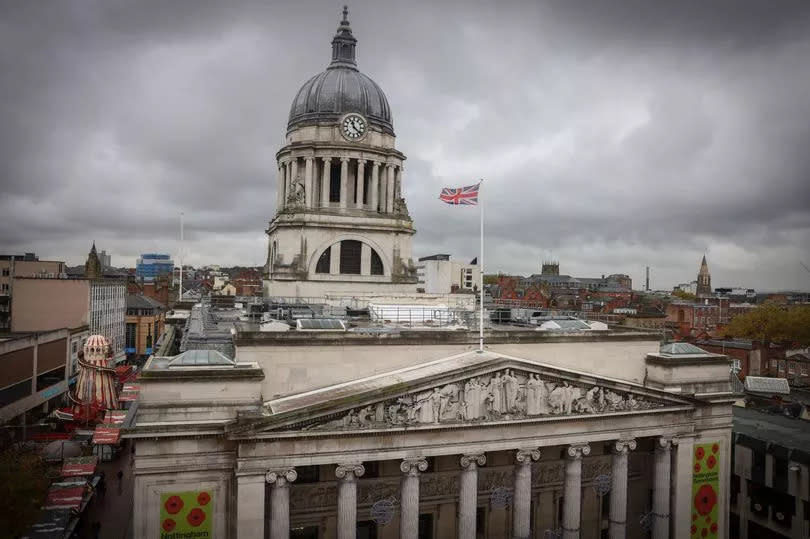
left=303, top=369, right=665, bottom=432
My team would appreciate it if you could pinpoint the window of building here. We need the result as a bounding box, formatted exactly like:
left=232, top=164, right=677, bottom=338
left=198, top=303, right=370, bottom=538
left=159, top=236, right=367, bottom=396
left=418, top=514, right=434, bottom=539
left=0, top=379, right=33, bottom=407
left=329, top=162, right=341, bottom=202
left=36, top=366, right=65, bottom=392
left=2, top=268, right=9, bottom=276
left=362, top=461, right=379, bottom=478
left=789, top=362, right=797, bottom=374
left=125, top=323, right=137, bottom=351
left=339, top=240, right=362, bottom=275
left=802, top=364, right=809, bottom=376
left=370, top=249, right=384, bottom=276
left=315, top=249, right=331, bottom=274
left=357, top=521, right=377, bottom=539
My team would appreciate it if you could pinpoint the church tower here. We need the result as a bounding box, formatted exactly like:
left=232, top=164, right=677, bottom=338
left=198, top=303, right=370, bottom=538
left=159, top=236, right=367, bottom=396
left=696, top=255, right=712, bottom=298
left=84, top=242, right=102, bottom=280
left=263, top=7, right=417, bottom=298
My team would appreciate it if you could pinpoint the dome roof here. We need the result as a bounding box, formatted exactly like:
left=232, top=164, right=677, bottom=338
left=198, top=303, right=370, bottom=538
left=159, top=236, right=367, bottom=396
left=288, top=7, right=394, bottom=135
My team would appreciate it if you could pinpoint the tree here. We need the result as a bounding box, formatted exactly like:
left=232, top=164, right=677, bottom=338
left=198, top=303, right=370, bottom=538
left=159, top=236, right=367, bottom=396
left=722, top=303, right=810, bottom=346
left=671, top=289, right=697, bottom=301
left=0, top=449, right=50, bottom=537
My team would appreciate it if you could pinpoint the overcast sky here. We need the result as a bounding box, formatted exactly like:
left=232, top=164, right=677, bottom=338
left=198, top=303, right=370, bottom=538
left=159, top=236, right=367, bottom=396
left=2, top=0, right=809, bottom=291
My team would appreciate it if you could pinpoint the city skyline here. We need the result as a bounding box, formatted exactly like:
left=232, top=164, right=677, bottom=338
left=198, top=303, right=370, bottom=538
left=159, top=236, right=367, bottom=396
left=2, top=1, right=809, bottom=291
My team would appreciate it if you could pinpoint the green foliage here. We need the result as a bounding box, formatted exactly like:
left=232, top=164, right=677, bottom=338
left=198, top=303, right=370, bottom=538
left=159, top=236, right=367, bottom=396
left=0, top=449, right=50, bottom=537
left=672, top=289, right=697, bottom=301
left=723, top=303, right=810, bottom=346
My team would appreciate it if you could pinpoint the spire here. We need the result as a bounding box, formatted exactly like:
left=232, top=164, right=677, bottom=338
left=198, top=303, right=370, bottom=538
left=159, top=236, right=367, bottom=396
left=329, top=5, right=358, bottom=69
left=90, top=241, right=97, bottom=254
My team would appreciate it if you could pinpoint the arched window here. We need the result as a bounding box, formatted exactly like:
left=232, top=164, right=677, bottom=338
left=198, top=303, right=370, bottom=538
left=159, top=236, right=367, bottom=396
left=316, top=248, right=331, bottom=274
left=339, top=240, right=362, bottom=274
left=370, top=249, right=384, bottom=275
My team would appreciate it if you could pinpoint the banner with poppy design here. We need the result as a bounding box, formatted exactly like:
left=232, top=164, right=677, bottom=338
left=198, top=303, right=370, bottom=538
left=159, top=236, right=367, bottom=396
left=691, top=442, right=720, bottom=538
left=160, top=490, right=213, bottom=538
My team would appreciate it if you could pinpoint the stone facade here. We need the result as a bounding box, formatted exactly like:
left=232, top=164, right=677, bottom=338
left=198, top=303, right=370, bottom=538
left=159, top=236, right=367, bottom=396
left=127, top=332, right=735, bottom=539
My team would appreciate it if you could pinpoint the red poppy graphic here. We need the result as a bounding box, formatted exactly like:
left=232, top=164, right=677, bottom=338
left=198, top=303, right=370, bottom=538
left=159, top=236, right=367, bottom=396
left=187, top=507, right=206, bottom=527
left=701, top=528, right=708, bottom=537
left=712, top=443, right=719, bottom=454
left=164, top=495, right=183, bottom=515
left=162, top=519, right=176, bottom=532
left=705, top=515, right=711, bottom=523
left=695, top=462, right=702, bottom=473
left=707, top=455, right=717, bottom=469
left=696, top=447, right=705, bottom=460
left=710, top=523, right=718, bottom=534
left=197, top=491, right=211, bottom=506
left=691, top=525, right=697, bottom=534
left=694, top=484, right=717, bottom=516
left=692, top=513, right=698, bottom=521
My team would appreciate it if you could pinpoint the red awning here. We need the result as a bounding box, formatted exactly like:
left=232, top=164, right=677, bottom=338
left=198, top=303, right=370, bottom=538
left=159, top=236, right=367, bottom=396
left=61, top=456, right=98, bottom=477
left=118, top=383, right=140, bottom=402
left=44, top=486, right=85, bottom=510
left=92, top=425, right=121, bottom=445
left=103, top=410, right=127, bottom=425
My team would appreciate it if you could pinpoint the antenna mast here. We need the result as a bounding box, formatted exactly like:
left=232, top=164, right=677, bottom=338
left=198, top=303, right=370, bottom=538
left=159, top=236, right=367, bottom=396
left=179, top=212, right=184, bottom=301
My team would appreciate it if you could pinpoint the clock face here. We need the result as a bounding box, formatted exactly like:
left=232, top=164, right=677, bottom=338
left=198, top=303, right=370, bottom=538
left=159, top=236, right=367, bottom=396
left=341, top=113, right=367, bottom=141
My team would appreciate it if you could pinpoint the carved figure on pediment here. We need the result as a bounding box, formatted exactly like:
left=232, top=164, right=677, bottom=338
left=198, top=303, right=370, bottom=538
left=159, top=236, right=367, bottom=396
left=549, top=382, right=577, bottom=414
left=463, top=377, right=487, bottom=420
left=375, top=402, right=386, bottom=423
left=357, top=405, right=374, bottom=426
left=526, top=373, right=550, bottom=415
left=503, top=369, right=519, bottom=412
left=487, top=372, right=505, bottom=414
left=603, top=390, right=624, bottom=411
left=576, top=386, right=600, bottom=414
left=439, top=383, right=459, bottom=418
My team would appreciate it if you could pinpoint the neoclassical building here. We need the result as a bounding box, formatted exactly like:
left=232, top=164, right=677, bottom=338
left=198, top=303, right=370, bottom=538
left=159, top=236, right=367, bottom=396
left=127, top=330, right=735, bottom=539
left=263, top=8, right=417, bottom=298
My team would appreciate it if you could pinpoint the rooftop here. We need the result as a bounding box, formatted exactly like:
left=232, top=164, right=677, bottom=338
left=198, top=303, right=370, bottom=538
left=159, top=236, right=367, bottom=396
left=733, top=406, right=810, bottom=456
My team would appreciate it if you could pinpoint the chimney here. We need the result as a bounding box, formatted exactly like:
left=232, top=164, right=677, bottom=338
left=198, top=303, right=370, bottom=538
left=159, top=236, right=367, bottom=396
left=645, top=266, right=650, bottom=292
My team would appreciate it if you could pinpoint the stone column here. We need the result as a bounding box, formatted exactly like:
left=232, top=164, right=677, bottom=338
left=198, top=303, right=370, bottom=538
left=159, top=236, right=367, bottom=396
left=513, top=449, right=541, bottom=539
left=236, top=474, right=266, bottom=539
left=355, top=159, right=366, bottom=208
left=304, top=157, right=314, bottom=208
left=266, top=468, right=297, bottom=539
left=609, top=439, right=636, bottom=539
left=370, top=161, right=380, bottom=212
left=321, top=157, right=331, bottom=207
left=653, top=438, right=672, bottom=539
left=385, top=164, right=395, bottom=213
left=276, top=164, right=285, bottom=211
left=290, top=158, right=298, bottom=197
left=400, top=458, right=428, bottom=539
left=459, top=454, right=485, bottom=539
left=563, top=443, right=590, bottom=539
left=339, top=158, right=349, bottom=209
left=336, top=463, right=365, bottom=539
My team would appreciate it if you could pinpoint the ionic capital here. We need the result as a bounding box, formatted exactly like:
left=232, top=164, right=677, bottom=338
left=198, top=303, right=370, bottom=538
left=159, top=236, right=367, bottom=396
left=460, top=453, right=486, bottom=470
left=321, top=156, right=332, bottom=164
left=566, top=443, right=591, bottom=460
left=657, top=437, right=673, bottom=452
left=266, top=468, right=297, bottom=485
left=515, top=448, right=541, bottom=464
left=357, top=159, right=367, bottom=165
left=335, top=463, right=365, bottom=480
left=340, top=157, right=351, bottom=164
left=613, top=438, right=637, bottom=455
left=400, top=458, right=428, bottom=476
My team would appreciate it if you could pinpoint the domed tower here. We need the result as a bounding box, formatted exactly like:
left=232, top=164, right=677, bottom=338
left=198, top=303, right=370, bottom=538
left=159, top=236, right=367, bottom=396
left=696, top=255, right=712, bottom=298
left=263, top=7, right=417, bottom=298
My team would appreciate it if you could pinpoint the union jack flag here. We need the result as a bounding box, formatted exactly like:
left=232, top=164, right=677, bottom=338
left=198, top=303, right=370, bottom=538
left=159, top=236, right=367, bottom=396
left=439, top=183, right=480, bottom=205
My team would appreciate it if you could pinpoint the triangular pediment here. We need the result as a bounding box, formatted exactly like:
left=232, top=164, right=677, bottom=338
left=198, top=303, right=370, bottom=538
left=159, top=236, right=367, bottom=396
left=229, top=350, right=695, bottom=436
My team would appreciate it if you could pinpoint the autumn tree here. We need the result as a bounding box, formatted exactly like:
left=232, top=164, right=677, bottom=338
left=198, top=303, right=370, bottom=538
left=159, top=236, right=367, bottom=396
left=0, top=449, right=50, bottom=536
left=722, top=303, right=810, bottom=346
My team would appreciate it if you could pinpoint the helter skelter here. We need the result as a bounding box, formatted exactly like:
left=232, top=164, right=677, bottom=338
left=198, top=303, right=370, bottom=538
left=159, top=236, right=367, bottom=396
left=67, top=334, right=119, bottom=423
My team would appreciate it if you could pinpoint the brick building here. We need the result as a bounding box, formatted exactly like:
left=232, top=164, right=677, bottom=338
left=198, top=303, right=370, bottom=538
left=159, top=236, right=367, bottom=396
left=125, top=295, right=166, bottom=362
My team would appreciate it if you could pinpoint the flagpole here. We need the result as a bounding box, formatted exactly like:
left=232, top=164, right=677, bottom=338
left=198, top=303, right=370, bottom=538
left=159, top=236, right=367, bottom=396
left=479, top=179, right=484, bottom=352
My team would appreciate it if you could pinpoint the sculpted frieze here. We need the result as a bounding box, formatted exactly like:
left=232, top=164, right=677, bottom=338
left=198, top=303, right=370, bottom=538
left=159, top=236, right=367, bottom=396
left=300, top=368, right=665, bottom=432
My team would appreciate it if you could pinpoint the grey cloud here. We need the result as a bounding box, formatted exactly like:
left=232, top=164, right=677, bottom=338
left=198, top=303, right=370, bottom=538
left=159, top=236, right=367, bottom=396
left=1, top=0, right=809, bottom=291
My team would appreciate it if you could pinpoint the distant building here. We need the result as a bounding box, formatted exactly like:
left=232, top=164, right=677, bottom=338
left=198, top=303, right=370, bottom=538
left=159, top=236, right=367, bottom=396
left=125, top=295, right=166, bottom=361
left=11, top=277, right=126, bottom=363
left=0, top=253, right=66, bottom=330
left=732, top=406, right=810, bottom=538
left=540, top=260, right=559, bottom=276
left=696, top=255, right=712, bottom=298
left=415, top=254, right=476, bottom=294
left=666, top=300, right=722, bottom=339
left=674, top=281, right=698, bottom=295
left=84, top=242, right=103, bottom=279
left=99, top=249, right=111, bottom=268
left=136, top=253, right=174, bottom=282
